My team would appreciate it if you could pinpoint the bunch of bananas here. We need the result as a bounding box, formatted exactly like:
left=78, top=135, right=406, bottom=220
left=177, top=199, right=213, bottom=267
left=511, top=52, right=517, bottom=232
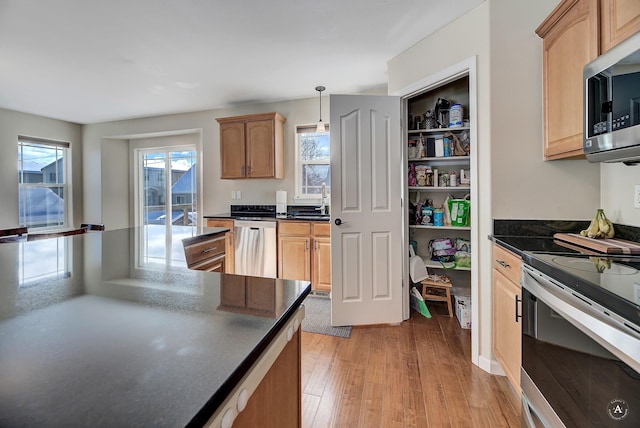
left=589, top=256, right=611, bottom=273
left=580, top=209, right=615, bottom=239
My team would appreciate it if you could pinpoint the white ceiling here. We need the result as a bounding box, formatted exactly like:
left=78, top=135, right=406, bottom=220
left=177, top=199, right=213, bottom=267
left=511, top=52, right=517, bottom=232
left=0, top=0, right=484, bottom=124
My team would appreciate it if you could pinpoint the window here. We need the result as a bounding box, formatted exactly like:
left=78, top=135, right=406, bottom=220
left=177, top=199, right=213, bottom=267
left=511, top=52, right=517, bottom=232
left=18, top=136, right=70, bottom=229
left=295, top=125, right=330, bottom=199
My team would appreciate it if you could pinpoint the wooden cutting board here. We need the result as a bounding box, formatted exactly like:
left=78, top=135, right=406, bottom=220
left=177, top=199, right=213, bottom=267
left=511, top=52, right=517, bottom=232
left=553, top=233, right=640, bottom=254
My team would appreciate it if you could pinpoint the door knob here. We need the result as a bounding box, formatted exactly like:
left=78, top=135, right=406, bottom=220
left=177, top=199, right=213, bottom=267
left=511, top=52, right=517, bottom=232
left=335, top=218, right=343, bottom=226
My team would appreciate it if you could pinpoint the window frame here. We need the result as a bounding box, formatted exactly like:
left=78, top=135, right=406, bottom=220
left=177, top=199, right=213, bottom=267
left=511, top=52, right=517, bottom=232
left=17, top=135, right=72, bottom=230
left=294, top=124, right=331, bottom=200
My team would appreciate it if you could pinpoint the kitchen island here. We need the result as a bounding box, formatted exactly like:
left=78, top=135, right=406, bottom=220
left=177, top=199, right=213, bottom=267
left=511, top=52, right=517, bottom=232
left=0, top=226, right=310, bottom=427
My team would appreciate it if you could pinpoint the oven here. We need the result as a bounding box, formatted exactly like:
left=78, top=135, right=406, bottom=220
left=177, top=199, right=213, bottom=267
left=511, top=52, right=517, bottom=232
left=520, top=254, right=640, bottom=427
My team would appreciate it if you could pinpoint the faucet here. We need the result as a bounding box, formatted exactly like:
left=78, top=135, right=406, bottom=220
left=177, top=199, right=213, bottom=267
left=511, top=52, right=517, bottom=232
left=317, top=182, right=327, bottom=215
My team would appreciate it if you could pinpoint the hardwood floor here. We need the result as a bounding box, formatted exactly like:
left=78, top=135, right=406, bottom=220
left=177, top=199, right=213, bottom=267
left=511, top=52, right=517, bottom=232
left=301, top=304, right=521, bottom=427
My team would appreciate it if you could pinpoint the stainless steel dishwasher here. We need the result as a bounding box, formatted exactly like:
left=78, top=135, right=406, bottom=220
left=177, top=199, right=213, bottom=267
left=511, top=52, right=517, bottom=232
left=234, top=220, right=277, bottom=278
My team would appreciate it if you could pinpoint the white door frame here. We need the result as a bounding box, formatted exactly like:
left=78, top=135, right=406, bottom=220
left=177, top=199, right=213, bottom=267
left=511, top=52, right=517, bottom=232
left=392, top=56, right=481, bottom=368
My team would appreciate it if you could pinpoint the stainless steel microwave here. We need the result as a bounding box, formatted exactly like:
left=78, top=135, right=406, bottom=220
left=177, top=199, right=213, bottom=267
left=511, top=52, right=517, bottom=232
left=584, top=31, right=640, bottom=164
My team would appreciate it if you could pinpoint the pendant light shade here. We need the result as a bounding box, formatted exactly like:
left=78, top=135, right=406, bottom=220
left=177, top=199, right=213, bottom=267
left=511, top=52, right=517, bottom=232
left=315, top=85, right=326, bottom=133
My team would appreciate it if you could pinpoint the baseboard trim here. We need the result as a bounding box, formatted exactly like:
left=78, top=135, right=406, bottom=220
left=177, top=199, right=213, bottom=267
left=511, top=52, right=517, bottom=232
left=478, top=355, right=506, bottom=376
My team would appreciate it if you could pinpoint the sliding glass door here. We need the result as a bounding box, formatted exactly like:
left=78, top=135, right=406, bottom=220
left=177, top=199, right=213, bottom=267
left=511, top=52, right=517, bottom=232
left=138, top=147, right=197, bottom=267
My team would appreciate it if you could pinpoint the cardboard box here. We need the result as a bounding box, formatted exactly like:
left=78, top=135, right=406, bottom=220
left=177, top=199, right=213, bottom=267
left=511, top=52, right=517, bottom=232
left=454, top=294, right=471, bottom=329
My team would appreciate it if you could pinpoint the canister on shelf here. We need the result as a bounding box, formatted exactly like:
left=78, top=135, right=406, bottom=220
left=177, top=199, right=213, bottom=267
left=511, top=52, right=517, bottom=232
left=450, top=171, right=457, bottom=187
left=449, top=104, right=463, bottom=128
left=421, top=206, right=433, bottom=225
left=433, top=208, right=444, bottom=226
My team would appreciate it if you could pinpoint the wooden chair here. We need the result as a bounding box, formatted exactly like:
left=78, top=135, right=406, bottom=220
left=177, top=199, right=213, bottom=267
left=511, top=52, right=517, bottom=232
left=27, top=227, right=86, bottom=241
left=420, top=275, right=453, bottom=317
left=0, top=227, right=28, bottom=243
left=81, top=224, right=105, bottom=231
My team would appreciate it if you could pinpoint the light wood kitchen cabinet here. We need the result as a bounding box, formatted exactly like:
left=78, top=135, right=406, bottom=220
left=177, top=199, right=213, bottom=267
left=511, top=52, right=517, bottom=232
left=231, top=329, right=301, bottom=427
left=536, top=0, right=599, bottom=160
left=216, top=112, right=286, bottom=179
left=205, top=218, right=235, bottom=274
left=492, top=244, right=522, bottom=396
left=278, top=221, right=312, bottom=283
left=278, top=221, right=331, bottom=292
left=183, top=232, right=226, bottom=272
left=312, top=223, right=331, bottom=293
left=219, top=275, right=285, bottom=318
left=600, top=0, right=640, bottom=52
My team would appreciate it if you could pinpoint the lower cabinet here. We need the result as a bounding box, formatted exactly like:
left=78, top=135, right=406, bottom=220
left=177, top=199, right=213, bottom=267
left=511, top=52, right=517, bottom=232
left=219, top=275, right=285, bottom=318
left=278, top=221, right=331, bottom=292
left=492, top=244, right=522, bottom=396
left=312, top=223, right=331, bottom=292
left=206, top=219, right=235, bottom=274
left=232, top=329, right=301, bottom=427
left=278, top=222, right=312, bottom=282
left=206, top=308, right=303, bottom=428
left=183, top=232, right=226, bottom=272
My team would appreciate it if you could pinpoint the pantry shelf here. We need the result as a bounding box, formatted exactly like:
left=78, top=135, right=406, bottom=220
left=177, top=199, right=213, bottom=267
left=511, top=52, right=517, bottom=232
left=408, top=126, right=470, bottom=134
left=421, top=258, right=472, bottom=271
left=409, top=186, right=470, bottom=192
left=408, top=156, right=470, bottom=163
left=410, top=225, right=471, bottom=231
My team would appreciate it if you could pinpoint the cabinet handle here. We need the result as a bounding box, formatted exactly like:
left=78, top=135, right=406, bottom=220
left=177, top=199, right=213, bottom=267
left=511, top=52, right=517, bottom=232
left=515, top=295, right=522, bottom=323
left=306, top=239, right=309, bottom=251
left=314, top=240, right=318, bottom=250
left=247, top=165, right=251, bottom=176
left=496, top=259, right=510, bottom=269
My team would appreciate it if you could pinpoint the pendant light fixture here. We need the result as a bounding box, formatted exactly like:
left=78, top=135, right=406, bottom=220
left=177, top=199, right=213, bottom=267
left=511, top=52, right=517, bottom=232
left=315, top=85, right=326, bottom=133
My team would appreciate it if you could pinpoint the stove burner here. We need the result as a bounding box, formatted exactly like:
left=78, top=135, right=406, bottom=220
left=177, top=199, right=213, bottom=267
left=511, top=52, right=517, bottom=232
left=230, top=205, right=276, bottom=219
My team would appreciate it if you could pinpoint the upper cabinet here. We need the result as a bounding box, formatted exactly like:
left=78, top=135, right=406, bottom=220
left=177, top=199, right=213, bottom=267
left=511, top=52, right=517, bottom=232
left=216, top=112, right=286, bottom=179
left=536, top=0, right=599, bottom=160
left=601, top=0, right=640, bottom=52
left=536, top=0, right=640, bottom=160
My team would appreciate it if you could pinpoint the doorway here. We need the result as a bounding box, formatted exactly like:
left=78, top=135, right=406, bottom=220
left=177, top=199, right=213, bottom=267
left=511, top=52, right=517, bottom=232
left=136, top=147, right=197, bottom=267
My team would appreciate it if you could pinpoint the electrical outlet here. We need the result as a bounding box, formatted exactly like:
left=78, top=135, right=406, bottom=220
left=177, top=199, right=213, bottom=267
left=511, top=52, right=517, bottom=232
left=237, top=191, right=241, bottom=199
left=231, top=190, right=236, bottom=200
left=635, top=185, right=640, bottom=209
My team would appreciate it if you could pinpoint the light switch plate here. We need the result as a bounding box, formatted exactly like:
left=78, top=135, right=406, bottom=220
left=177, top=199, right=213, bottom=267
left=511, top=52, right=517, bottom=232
left=635, top=185, right=640, bottom=208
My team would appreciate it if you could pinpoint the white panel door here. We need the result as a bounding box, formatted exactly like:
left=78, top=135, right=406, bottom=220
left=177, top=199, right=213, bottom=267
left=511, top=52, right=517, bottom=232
left=330, top=94, right=403, bottom=326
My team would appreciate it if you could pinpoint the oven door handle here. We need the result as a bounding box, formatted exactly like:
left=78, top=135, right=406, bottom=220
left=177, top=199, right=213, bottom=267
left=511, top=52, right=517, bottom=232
left=521, top=266, right=640, bottom=374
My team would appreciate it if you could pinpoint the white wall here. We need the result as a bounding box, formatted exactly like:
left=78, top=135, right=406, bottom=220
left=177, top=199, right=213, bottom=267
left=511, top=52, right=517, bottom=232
left=82, top=97, right=323, bottom=230
left=0, top=108, right=82, bottom=229
left=387, top=0, right=604, bottom=373
left=601, top=163, right=640, bottom=226
left=388, top=2, right=493, bottom=370
left=489, top=0, right=600, bottom=220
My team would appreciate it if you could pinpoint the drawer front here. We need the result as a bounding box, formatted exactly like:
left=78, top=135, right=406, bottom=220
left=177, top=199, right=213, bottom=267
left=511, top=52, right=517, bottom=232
left=190, top=253, right=225, bottom=272
left=278, top=221, right=310, bottom=236
left=185, top=236, right=225, bottom=265
left=312, top=222, right=330, bottom=237
left=492, top=245, right=521, bottom=285
left=206, top=218, right=234, bottom=229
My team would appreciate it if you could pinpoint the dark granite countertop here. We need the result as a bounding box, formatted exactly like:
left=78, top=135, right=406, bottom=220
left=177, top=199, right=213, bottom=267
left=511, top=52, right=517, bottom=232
left=204, top=213, right=331, bottom=222
left=0, top=226, right=310, bottom=427
left=490, top=219, right=592, bottom=256
left=490, top=219, right=640, bottom=256
left=490, top=219, right=640, bottom=328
